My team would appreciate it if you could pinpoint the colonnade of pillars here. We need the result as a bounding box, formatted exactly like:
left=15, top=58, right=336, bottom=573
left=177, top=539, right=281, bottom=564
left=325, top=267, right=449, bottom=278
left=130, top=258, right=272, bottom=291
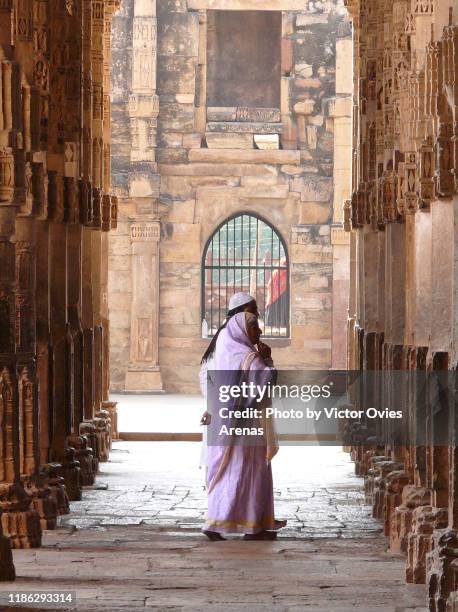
left=0, top=0, right=120, bottom=579
left=344, top=0, right=458, bottom=608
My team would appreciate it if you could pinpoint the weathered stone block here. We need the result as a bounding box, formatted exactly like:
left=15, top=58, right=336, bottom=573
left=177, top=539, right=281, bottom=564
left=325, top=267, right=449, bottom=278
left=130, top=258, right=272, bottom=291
left=166, top=200, right=197, bottom=224
left=327, top=96, right=352, bottom=118
left=161, top=175, right=196, bottom=200
left=295, top=77, right=323, bottom=91
left=254, top=134, right=280, bottom=150
left=158, top=56, right=197, bottom=95
left=290, top=243, right=333, bottom=264
left=129, top=173, right=161, bottom=198
left=158, top=163, right=279, bottom=177
left=281, top=165, right=305, bottom=176
left=196, top=184, right=290, bottom=200
left=159, top=103, right=195, bottom=132
left=188, top=176, right=240, bottom=188
left=290, top=176, right=333, bottom=202
left=157, top=0, right=188, bottom=13
left=295, top=63, right=313, bottom=78
left=299, top=202, right=331, bottom=224
left=205, top=133, right=254, bottom=149
left=296, top=13, right=329, bottom=27
left=158, top=132, right=184, bottom=148
left=176, top=93, right=195, bottom=104
left=241, top=175, right=280, bottom=188
left=156, top=148, right=189, bottom=164
left=294, top=99, right=316, bottom=115
left=188, top=149, right=301, bottom=164
left=158, top=12, right=199, bottom=57
left=182, top=133, right=202, bottom=148
left=161, top=223, right=202, bottom=263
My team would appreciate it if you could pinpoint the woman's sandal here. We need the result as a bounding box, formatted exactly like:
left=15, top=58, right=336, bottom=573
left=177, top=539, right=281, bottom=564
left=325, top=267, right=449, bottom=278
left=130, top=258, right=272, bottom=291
left=243, top=530, right=277, bottom=541
left=202, top=530, right=226, bottom=541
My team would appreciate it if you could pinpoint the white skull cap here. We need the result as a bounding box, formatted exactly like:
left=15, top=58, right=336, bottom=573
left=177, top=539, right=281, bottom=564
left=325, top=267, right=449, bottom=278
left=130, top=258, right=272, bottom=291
left=228, top=292, right=255, bottom=311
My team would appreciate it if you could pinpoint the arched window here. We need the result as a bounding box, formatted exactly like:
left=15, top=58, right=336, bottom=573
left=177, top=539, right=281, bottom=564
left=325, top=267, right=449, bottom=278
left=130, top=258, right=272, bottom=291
left=202, top=213, right=289, bottom=338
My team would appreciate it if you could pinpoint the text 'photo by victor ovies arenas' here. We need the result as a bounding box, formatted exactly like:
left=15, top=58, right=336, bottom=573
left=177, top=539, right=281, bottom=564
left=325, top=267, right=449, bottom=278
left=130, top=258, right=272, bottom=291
left=0, top=0, right=457, bottom=610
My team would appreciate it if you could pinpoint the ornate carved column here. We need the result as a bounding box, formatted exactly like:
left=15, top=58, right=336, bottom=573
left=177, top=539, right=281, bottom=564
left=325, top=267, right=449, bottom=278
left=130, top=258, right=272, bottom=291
left=15, top=215, right=57, bottom=531
left=0, top=205, right=17, bottom=573
left=126, top=217, right=164, bottom=391
left=0, top=41, right=42, bottom=548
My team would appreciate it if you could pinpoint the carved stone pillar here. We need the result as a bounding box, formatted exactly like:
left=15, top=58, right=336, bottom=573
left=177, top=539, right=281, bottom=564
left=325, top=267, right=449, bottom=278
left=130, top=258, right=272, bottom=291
left=15, top=216, right=58, bottom=531
left=126, top=220, right=163, bottom=391
left=81, top=223, right=94, bottom=421
left=0, top=207, right=41, bottom=549
left=0, top=205, right=15, bottom=573
left=48, top=174, right=81, bottom=502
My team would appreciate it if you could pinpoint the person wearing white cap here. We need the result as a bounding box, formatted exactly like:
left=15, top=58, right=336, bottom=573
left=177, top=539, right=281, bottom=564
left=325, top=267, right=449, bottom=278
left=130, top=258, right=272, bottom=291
left=227, top=291, right=257, bottom=312
left=198, top=292, right=272, bottom=472
left=200, top=292, right=259, bottom=367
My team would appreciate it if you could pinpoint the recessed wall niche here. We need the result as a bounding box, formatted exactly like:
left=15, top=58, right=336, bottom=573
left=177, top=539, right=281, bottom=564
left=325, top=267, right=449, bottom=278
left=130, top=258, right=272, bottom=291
left=206, top=10, right=281, bottom=110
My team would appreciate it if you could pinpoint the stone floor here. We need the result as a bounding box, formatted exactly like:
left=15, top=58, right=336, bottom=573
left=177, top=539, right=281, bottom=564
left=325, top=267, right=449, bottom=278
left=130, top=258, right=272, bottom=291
left=0, top=442, right=427, bottom=611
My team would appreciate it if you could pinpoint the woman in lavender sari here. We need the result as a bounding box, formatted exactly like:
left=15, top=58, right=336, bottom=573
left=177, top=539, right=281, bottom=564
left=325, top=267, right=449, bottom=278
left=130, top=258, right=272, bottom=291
left=201, top=307, right=286, bottom=541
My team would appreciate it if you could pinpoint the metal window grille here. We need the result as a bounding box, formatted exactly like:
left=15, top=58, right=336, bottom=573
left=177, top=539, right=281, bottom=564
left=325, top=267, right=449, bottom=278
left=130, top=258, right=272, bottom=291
left=202, top=213, right=290, bottom=338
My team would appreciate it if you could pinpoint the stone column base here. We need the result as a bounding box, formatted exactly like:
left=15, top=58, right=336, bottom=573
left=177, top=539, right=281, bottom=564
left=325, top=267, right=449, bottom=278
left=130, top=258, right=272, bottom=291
left=364, top=456, right=390, bottom=501
left=372, top=461, right=404, bottom=519
left=41, top=464, right=70, bottom=516
left=24, top=475, right=58, bottom=531
left=384, top=470, right=410, bottom=536
left=390, top=486, right=431, bottom=554
left=67, top=435, right=96, bottom=486
left=0, top=533, right=15, bottom=580
left=125, top=366, right=163, bottom=392
left=80, top=422, right=100, bottom=474
left=0, top=483, right=42, bottom=549
left=94, top=409, right=111, bottom=462
left=102, top=401, right=118, bottom=441
left=427, top=529, right=458, bottom=612
left=57, top=448, right=82, bottom=502
left=406, top=506, right=448, bottom=584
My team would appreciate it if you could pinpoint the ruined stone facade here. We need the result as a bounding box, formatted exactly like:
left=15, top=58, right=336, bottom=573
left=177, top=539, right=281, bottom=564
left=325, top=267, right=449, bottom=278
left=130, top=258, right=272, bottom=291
left=0, top=0, right=119, bottom=580
left=344, top=0, right=458, bottom=609
left=109, top=0, right=353, bottom=393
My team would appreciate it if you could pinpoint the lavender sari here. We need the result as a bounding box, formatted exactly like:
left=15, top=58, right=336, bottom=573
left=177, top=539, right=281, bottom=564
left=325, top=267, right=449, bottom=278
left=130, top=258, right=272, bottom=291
left=202, top=312, right=279, bottom=535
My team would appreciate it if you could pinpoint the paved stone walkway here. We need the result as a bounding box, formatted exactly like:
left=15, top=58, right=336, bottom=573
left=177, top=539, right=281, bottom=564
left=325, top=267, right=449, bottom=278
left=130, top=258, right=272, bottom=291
left=0, top=442, right=427, bottom=611
left=59, top=442, right=384, bottom=539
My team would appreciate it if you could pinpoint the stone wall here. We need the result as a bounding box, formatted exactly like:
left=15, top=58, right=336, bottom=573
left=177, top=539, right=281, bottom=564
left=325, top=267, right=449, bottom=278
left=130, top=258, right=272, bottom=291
left=109, top=0, right=353, bottom=393
left=344, top=0, right=458, bottom=609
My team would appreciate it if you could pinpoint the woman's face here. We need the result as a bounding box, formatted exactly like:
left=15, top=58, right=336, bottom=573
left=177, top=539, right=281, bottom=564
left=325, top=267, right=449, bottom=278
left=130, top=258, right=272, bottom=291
left=246, top=320, right=262, bottom=346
